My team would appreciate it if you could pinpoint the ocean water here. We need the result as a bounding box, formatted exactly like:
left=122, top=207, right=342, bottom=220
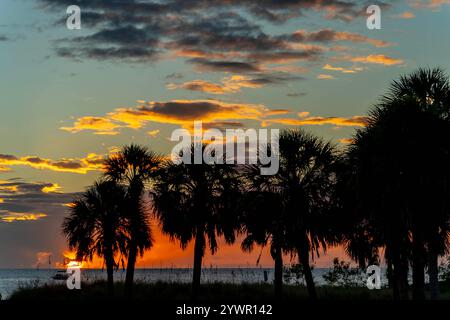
left=0, top=267, right=375, bottom=300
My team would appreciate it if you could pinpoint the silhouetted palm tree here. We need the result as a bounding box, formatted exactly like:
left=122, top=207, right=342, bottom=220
left=383, top=67, right=450, bottom=120
left=152, top=143, right=240, bottom=296
left=383, top=67, right=450, bottom=299
left=240, top=188, right=285, bottom=297
left=346, top=96, right=450, bottom=300
left=63, top=180, right=128, bottom=295
left=242, top=129, right=340, bottom=299
left=104, top=144, right=160, bottom=296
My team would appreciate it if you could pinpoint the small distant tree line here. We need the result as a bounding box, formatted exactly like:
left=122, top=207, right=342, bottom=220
left=63, top=68, right=450, bottom=300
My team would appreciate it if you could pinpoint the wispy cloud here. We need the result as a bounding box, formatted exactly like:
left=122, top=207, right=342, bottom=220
left=317, top=74, right=336, bottom=80
left=0, top=212, right=47, bottom=223
left=289, top=29, right=392, bottom=48
left=350, top=54, right=404, bottom=66
left=168, top=74, right=303, bottom=94
left=323, top=64, right=363, bottom=74
left=147, top=129, right=160, bottom=137
left=409, top=0, right=450, bottom=9
left=392, top=11, right=416, bottom=19
left=60, top=116, right=120, bottom=135
left=0, top=153, right=104, bottom=174
left=262, top=115, right=367, bottom=128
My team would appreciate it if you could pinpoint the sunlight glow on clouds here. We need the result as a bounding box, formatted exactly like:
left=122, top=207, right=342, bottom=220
left=167, top=75, right=264, bottom=94
left=0, top=153, right=104, bottom=174
left=323, top=64, right=363, bottom=74
left=409, top=0, right=450, bottom=9
left=60, top=99, right=367, bottom=135
left=60, top=116, right=120, bottom=135
left=290, top=29, right=392, bottom=48
left=392, top=11, right=416, bottom=19
left=262, top=116, right=367, bottom=128
left=350, top=54, right=404, bottom=66
left=0, top=212, right=47, bottom=223
left=317, top=74, right=336, bottom=80
left=41, top=183, right=61, bottom=194
left=147, top=129, right=160, bottom=137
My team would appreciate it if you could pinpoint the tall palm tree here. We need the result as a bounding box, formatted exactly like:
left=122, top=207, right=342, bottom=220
left=62, top=180, right=128, bottom=295
left=152, top=143, right=240, bottom=296
left=338, top=146, right=411, bottom=299
left=382, top=67, right=450, bottom=299
left=242, top=129, right=340, bottom=299
left=104, top=144, right=161, bottom=296
left=346, top=96, right=450, bottom=300
left=240, top=188, right=285, bottom=297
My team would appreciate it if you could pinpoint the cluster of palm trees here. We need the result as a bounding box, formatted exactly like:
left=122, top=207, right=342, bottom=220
left=339, top=68, right=450, bottom=300
left=63, top=67, right=450, bottom=300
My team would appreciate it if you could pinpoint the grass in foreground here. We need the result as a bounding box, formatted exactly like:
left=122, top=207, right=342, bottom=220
left=8, top=282, right=404, bottom=301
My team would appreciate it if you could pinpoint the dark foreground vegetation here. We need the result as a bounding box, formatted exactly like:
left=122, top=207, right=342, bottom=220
left=6, top=281, right=415, bottom=301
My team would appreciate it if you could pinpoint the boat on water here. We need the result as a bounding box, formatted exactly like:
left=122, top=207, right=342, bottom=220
left=52, top=270, right=69, bottom=280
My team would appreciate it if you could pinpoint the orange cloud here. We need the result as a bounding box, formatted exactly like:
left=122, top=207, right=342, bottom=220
left=168, top=75, right=263, bottom=95
left=107, top=100, right=268, bottom=130
left=0, top=212, right=47, bottom=223
left=61, top=99, right=368, bottom=136
left=298, top=111, right=311, bottom=118
left=392, top=11, right=416, bottom=19
left=317, top=74, right=335, bottom=80
left=263, top=115, right=367, bottom=128
left=42, top=183, right=61, bottom=193
left=172, top=49, right=238, bottom=61
left=291, top=29, right=392, bottom=48
left=147, top=129, right=160, bottom=137
left=323, top=64, right=363, bottom=74
left=350, top=54, right=404, bottom=66
left=60, top=116, right=120, bottom=135
left=0, top=153, right=104, bottom=174
left=409, top=0, right=450, bottom=9
left=332, top=31, right=391, bottom=48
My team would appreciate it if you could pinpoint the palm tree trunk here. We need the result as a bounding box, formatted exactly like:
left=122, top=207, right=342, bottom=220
left=388, top=245, right=400, bottom=300
left=125, top=239, right=137, bottom=297
left=412, top=231, right=425, bottom=300
left=105, top=249, right=115, bottom=296
left=412, top=256, right=425, bottom=300
left=387, top=258, right=393, bottom=289
left=399, top=257, right=410, bottom=300
left=274, top=245, right=283, bottom=297
left=192, top=229, right=205, bottom=297
left=428, top=249, right=440, bottom=300
left=393, top=248, right=409, bottom=300
left=412, top=240, right=425, bottom=300
left=297, top=246, right=316, bottom=300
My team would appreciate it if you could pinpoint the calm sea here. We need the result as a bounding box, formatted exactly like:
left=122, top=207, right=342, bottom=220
left=0, top=268, right=335, bottom=299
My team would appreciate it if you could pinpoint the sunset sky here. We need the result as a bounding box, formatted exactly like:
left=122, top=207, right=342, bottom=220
left=1, top=0, right=450, bottom=268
